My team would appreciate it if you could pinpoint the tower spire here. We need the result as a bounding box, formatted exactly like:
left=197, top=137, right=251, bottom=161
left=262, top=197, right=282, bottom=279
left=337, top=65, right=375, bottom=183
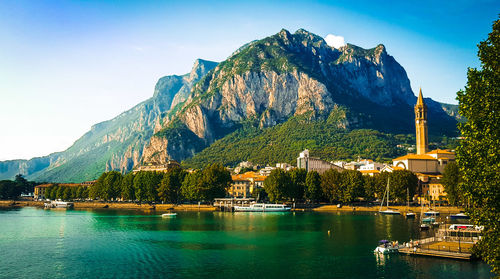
left=417, top=88, right=424, bottom=105
left=415, top=88, right=428, bottom=155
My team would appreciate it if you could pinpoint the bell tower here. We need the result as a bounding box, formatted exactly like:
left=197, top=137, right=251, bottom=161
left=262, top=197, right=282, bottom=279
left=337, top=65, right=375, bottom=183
left=415, top=88, right=428, bottom=155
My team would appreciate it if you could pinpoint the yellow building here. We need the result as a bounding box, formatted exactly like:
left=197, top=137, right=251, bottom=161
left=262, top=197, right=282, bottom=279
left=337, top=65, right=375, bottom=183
left=229, top=172, right=266, bottom=198
left=415, top=88, right=429, bottom=155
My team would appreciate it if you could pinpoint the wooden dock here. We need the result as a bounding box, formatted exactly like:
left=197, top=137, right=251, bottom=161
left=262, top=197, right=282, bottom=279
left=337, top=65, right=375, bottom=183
left=399, top=239, right=474, bottom=260
left=399, top=246, right=472, bottom=260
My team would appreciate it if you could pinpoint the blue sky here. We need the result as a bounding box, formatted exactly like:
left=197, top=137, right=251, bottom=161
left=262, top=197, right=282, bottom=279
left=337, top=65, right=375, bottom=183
left=0, top=0, right=498, bottom=160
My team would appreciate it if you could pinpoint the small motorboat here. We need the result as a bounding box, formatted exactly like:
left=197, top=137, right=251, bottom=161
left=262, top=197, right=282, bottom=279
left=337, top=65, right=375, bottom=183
left=420, top=224, right=430, bottom=230
left=424, top=211, right=440, bottom=216
left=162, top=213, right=177, bottom=218
left=379, top=209, right=401, bottom=215
left=374, top=240, right=401, bottom=254
left=422, top=217, right=435, bottom=223
left=406, top=212, right=416, bottom=218
left=448, top=213, right=470, bottom=220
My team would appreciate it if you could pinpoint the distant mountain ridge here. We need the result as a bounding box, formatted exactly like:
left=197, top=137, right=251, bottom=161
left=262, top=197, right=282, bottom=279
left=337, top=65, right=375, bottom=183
left=0, top=59, right=217, bottom=182
left=0, top=29, right=459, bottom=182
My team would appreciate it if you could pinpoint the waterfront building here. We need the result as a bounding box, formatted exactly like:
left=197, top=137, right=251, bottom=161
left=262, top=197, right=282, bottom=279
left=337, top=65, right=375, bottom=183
left=297, top=149, right=343, bottom=174
left=229, top=171, right=266, bottom=198
left=133, top=160, right=180, bottom=172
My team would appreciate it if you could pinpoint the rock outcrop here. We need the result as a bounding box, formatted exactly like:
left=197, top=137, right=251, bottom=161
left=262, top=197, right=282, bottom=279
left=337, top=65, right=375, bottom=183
left=143, top=29, right=456, bottom=163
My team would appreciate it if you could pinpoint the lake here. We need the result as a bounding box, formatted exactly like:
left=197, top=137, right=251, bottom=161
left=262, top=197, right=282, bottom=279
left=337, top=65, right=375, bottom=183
left=0, top=207, right=492, bottom=278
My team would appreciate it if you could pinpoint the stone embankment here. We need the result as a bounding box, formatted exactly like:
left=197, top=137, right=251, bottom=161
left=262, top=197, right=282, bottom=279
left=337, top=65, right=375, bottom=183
left=0, top=200, right=215, bottom=211
left=1, top=200, right=464, bottom=214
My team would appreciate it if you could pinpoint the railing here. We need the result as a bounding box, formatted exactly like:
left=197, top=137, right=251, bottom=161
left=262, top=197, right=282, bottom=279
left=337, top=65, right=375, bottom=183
left=419, top=243, right=472, bottom=254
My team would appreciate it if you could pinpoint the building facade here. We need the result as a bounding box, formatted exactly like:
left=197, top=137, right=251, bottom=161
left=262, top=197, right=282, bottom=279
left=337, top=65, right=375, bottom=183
left=297, top=149, right=343, bottom=174
left=229, top=172, right=266, bottom=198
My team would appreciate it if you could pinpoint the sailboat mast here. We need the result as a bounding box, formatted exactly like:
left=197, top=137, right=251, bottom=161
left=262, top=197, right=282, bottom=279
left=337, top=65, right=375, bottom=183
left=386, top=177, right=390, bottom=208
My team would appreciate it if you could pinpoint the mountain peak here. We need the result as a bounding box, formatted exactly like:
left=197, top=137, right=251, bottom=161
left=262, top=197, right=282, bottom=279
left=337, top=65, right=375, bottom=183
left=188, top=59, right=218, bottom=82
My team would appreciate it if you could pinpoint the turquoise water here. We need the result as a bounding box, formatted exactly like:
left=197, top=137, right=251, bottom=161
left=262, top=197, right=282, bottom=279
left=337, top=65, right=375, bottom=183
left=0, top=207, right=492, bottom=279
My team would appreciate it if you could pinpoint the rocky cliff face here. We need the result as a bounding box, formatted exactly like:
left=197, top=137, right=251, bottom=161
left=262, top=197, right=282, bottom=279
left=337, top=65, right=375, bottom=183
left=0, top=59, right=217, bottom=182
left=0, top=28, right=458, bottom=182
left=143, top=29, right=455, bottom=163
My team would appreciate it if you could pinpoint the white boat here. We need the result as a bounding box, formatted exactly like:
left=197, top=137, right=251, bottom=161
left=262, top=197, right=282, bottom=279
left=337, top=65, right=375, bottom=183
left=44, top=200, right=74, bottom=209
left=162, top=213, right=177, bottom=218
left=448, top=213, right=470, bottom=220
left=406, top=212, right=416, bottom=218
left=380, top=209, right=401, bottom=215
left=234, top=203, right=291, bottom=212
left=378, top=178, right=400, bottom=215
left=424, top=211, right=440, bottom=216
left=420, top=223, right=430, bottom=230
left=374, top=240, right=402, bottom=254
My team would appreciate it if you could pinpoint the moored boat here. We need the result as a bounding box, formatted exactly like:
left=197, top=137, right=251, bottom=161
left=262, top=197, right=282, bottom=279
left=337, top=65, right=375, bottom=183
left=420, top=223, right=430, bottom=230
left=234, top=203, right=291, bottom=212
left=162, top=213, right=177, bottom=218
left=378, top=178, right=400, bottom=215
left=374, top=240, right=401, bottom=254
left=44, top=200, right=74, bottom=209
left=405, top=212, right=416, bottom=218
left=380, top=209, right=401, bottom=215
left=448, top=213, right=470, bottom=220
left=424, top=211, right=440, bottom=216
left=422, top=217, right=435, bottom=223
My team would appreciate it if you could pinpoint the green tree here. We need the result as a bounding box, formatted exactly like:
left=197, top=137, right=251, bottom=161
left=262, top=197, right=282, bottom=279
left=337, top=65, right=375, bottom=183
left=0, top=180, right=18, bottom=199
left=76, top=186, right=84, bottom=200
left=62, top=187, right=71, bottom=200
left=158, top=168, right=187, bottom=204
left=456, top=17, right=500, bottom=274
left=90, top=172, right=107, bottom=200
left=288, top=168, right=307, bottom=201
left=389, top=170, right=417, bottom=203
left=56, top=186, right=64, bottom=200
left=121, top=172, right=136, bottom=201
left=181, top=171, right=203, bottom=201
left=201, top=163, right=232, bottom=200
left=14, top=174, right=29, bottom=194
left=102, top=171, right=123, bottom=201
left=321, top=169, right=342, bottom=203
left=363, top=176, right=377, bottom=201
left=340, top=170, right=364, bottom=203
left=264, top=169, right=291, bottom=202
left=305, top=171, right=322, bottom=203
left=441, top=161, right=461, bottom=205
left=133, top=171, right=163, bottom=203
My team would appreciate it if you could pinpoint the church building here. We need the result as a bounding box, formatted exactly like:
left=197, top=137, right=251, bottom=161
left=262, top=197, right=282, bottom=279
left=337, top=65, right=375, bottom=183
left=391, top=89, right=455, bottom=202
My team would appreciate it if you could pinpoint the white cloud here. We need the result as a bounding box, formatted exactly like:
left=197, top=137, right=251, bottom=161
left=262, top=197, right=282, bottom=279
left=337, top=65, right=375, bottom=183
left=324, top=34, right=346, bottom=49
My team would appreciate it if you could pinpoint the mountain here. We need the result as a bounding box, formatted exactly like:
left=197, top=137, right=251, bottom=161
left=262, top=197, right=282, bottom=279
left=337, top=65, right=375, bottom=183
left=0, top=28, right=459, bottom=182
left=142, top=29, right=458, bottom=164
left=0, top=59, right=217, bottom=182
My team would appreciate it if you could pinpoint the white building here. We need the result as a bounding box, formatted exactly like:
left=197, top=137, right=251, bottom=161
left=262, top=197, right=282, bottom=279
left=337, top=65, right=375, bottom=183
left=297, top=149, right=343, bottom=174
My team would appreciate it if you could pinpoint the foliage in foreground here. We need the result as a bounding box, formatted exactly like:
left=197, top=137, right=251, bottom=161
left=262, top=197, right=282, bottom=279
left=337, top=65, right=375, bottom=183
left=456, top=16, right=500, bottom=274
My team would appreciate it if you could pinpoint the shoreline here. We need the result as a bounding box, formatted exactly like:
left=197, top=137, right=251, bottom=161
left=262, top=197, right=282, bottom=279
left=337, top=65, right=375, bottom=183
left=0, top=200, right=464, bottom=214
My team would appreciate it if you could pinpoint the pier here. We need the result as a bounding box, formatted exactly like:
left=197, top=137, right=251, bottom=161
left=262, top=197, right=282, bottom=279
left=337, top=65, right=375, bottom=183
left=399, top=224, right=482, bottom=260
